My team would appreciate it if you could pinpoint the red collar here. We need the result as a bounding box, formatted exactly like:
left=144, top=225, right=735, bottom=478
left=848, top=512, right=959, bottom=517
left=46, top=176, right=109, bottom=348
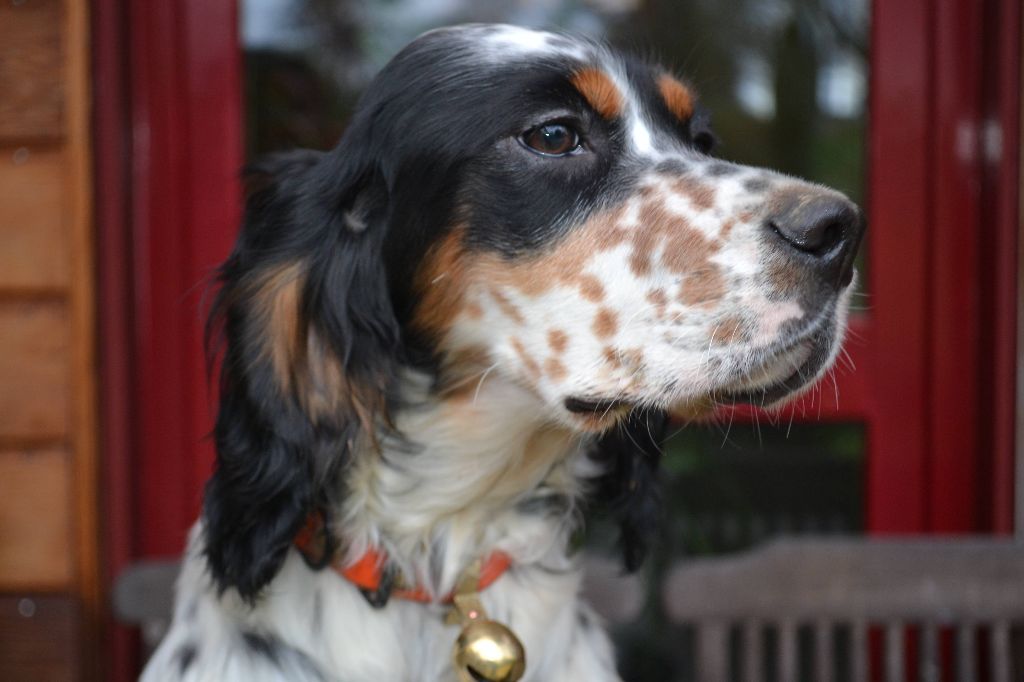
left=294, top=512, right=512, bottom=605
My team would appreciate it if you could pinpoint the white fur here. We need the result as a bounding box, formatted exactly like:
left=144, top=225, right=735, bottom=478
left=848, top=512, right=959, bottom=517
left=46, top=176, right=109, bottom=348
left=143, top=375, right=619, bottom=682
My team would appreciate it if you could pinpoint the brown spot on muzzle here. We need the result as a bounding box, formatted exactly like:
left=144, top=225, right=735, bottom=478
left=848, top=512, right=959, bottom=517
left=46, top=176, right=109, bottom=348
left=710, top=316, right=747, bottom=345
left=592, top=308, right=619, bottom=338
left=490, top=288, right=526, bottom=324
left=646, top=288, right=668, bottom=318
left=657, top=74, right=694, bottom=122
left=602, top=345, right=622, bottom=368
left=671, top=178, right=716, bottom=211
left=636, top=201, right=726, bottom=306
left=471, top=192, right=730, bottom=312
left=418, top=189, right=732, bottom=347
left=544, top=357, right=568, bottom=381
left=547, top=329, right=569, bottom=354
left=510, top=337, right=542, bottom=379
left=571, top=68, right=624, bottom=119
left=577, top=275, right=606, bottom=302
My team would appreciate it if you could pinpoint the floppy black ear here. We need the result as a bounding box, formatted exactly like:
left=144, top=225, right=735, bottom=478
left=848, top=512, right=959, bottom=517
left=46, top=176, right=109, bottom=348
left=203, top=148, right=399, bottom=601
left=592, top=409, right=670, bottom=571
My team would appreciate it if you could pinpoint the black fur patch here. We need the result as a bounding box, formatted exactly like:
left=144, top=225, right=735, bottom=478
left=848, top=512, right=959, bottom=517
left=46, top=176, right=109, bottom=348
left=705, top=162, right=740, bottom=177
left=744, top=177, right=771, bottom=194
left=240, top=631, right=328, bottom=680
left=175, top=643, right=198, bottom=675
left=591, top=409, right=670, bottom=571
left=242, top=631, right=280, bottom=663
left=204, top=149, right=401, bottom=601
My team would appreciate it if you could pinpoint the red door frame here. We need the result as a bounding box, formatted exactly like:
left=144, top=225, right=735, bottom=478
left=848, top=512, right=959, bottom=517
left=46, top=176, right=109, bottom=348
left=867, top=0, right=1020, bottom=534
left=93, top=1, right=241, bottom=679
left=92, top=0, right=1019, bottom=677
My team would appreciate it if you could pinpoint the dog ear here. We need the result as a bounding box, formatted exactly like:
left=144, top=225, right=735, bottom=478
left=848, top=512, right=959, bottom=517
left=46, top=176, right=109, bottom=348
left=203, top=149, right=399, bottom=601
left=592, top=409, right=669, bottom=572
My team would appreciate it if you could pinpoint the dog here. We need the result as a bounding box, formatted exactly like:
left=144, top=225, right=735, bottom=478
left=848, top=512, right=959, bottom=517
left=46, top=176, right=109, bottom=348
left=141, top=24, right=863, bottom=681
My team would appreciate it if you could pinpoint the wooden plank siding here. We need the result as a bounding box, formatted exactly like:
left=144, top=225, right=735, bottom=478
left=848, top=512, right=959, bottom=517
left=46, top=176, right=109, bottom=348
left=0, top=449, right=73, bottom=588
left=0, top=148, right=70, bottom=290
left=0, top=0, right=98, bottom=679
left=0, top=0, right=65, bottom=142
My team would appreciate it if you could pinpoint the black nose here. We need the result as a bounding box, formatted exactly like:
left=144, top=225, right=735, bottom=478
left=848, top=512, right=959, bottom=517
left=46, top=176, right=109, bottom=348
left=766, top=193, right=864, bottom=288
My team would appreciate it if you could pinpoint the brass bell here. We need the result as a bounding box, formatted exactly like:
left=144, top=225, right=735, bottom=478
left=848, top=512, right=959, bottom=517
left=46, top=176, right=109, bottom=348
left=446, top=558, right=526, bottom=682
left=453, top=619, right=526, bottom=682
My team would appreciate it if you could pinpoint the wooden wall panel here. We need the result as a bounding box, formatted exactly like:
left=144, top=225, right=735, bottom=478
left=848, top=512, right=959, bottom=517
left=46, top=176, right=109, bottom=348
left=0, top=0, right=64, bottom=141
left=0, top=450, right=72, bottom=588
left=0, top=302, right=69, bottom=439
left=0, top=595, right=80, bottom=682
left=0, top=147, right=69, bottom=290
left=0, top=0, right=98, bottom=677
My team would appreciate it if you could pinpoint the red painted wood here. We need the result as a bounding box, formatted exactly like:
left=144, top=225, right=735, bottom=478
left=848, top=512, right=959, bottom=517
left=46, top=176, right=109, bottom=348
left=983, top=0, right=1021, bottom=535
left=928, top=0, right=985, bottom=532
left=129, top=0, right=241, bottom=557
left=866, top=0, right=1020, bottom=535
left=92, top=0, right=139, bottom=678
left=181, top=0, right=242, bottom=513
left=130, top=0, right=190, bottom=558
left=866, top=0, right=933, bottom=533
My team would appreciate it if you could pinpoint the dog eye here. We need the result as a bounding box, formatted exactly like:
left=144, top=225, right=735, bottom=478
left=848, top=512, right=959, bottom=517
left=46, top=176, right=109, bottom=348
left=521, top=123, right=581, bottom=156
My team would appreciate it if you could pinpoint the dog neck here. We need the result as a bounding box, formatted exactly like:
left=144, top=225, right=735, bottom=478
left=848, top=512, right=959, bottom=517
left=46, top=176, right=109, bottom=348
left=336, top=370, right=595, bottom=599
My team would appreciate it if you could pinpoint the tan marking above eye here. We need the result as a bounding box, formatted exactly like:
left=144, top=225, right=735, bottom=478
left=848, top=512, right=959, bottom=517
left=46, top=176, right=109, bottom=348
left=657, top=74, right=694, bottom=121
left=570, top=68, right=624, bottom=119
left=547, top=329, right=569, bottom=354
left=592, top=307, right=619, bottom=338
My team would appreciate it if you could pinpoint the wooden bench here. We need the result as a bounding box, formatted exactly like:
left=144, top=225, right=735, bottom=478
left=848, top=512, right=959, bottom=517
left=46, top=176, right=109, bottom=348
left=662, top=539, right=1024, bottom=681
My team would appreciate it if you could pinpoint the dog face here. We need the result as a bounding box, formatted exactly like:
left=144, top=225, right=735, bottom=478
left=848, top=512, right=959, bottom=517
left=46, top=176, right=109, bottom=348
left=204, top=24, right=863, bottom=599
left=397, top=25, right=863, bottom=431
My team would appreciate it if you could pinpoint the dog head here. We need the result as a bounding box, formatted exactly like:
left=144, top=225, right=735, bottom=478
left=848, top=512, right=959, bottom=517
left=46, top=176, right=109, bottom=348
left=204, top=24, right=864, bottom=599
